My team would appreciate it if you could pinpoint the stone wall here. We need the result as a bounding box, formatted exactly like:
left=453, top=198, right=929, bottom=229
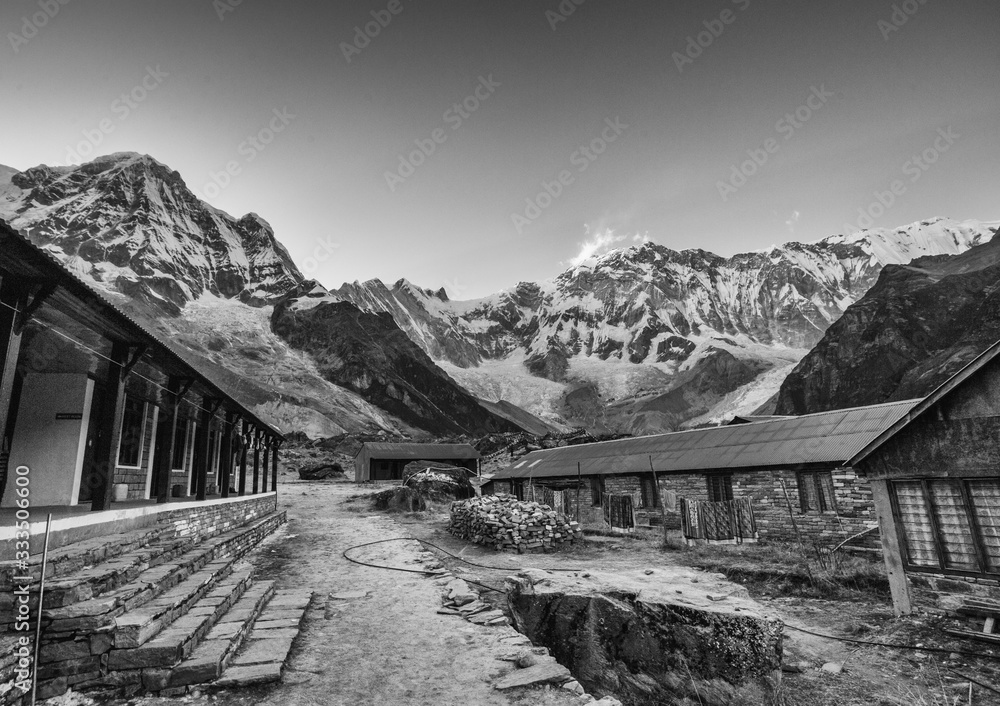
left=658, top=468, right=878, bottom=547
left=157, top=493, right=277, bottom=541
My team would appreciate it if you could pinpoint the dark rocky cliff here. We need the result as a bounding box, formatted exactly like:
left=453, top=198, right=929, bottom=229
left=271, top=283, right=525, bottom=436
left=775, top=230, right=1000, bottom=414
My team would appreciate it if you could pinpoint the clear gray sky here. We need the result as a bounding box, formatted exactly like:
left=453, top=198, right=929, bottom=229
left=2, top=0, right=998, bottom=298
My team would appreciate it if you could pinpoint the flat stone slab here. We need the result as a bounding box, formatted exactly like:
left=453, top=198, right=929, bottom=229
left=468, top=610, right=506, bottom=625
left=494, top=662, right=571, bottom=690
left=232, top=638, right=294, bottom=666
left=216, top=662, right=283, bottom=687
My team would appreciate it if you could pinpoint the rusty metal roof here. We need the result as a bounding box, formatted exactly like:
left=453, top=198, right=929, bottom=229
left=359, top=443, right=481, bottom=460
left=494, top=399, right=922, bottom=480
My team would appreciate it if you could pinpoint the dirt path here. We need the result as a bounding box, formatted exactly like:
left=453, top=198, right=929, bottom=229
left=201, top=480, right=581, bottom=706
left=110, top=478, right=1000, bottom=706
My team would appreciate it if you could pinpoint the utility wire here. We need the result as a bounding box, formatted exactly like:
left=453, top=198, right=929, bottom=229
left=0, top=297, right=258, bottom=425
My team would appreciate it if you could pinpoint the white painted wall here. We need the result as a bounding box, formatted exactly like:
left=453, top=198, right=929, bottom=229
left=1, top=373, right=94, bottom=507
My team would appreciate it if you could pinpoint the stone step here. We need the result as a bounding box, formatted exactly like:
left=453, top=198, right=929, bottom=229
left=159, top=580, right=276, bottom=692
left=112, top=561, right=252, bottom=649
left=34, top=564, right=252, bottom=689
left=214, top=589, right=313, bottom=689
left=103, top=565, right=254, bottom=673
left=37, top=511, right=284, bottom=637
left=43, top=508, right=283, bottom=612
left=0, top=523, right=171, bottom=590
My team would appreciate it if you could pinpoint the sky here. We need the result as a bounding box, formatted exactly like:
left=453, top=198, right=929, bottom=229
left=1, top=0, right=998, bottom=299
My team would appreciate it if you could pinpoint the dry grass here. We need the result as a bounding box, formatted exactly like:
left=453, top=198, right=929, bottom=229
left=664, top=539, right=890, bottom=600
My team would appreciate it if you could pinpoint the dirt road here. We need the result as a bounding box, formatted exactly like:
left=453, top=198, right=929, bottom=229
left=204, top=480, right=581, bottom=706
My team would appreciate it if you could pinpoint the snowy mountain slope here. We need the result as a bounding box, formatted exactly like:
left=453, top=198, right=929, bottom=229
left=332, top=218, right=997, bottom=432
left=0, top=153, right=303, bottom=314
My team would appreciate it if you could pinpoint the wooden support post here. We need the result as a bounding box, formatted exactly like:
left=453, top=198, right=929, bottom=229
left=271, top=439, right=280, bottom=495
left=194, top=399, right=214, bottom=501
left=871, top=479, right=913, bottom=616
left=0, top=279, right=28, bottom=460
left=238, top=421, right=248, bottom=496
left=220, top=411, right=235, bottom=498
left=576, top=462, right=581, bottom=523
left=649, top=456, right=668, bottom=546
left=252, top=428, right=261, bottom=494
left=91, top=342, right=129, bottom=512
left=153, top=377, right=182, bottom=503
left=261, top=440, right=270, bottom=494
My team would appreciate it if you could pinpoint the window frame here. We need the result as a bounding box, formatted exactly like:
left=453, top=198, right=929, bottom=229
left=640, top=474, right=659, bottom=510
left=706, top=474, right=733, bottom=503
left=797, top=470, right=837, bottom=514
left=171, top=415, right=190, bottom=471
left=890, top=477, right=998, bottom=578
left=116, top=394, right=148, bottom=469
left=590, top=476, right=605, bottom=507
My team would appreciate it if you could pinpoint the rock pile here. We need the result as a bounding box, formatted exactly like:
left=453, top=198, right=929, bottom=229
left=448, top=494, right=583, bottom=552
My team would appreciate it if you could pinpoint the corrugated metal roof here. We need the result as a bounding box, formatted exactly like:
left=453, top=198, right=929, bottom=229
left=494, top=399, right=922, bottom=480
left=360, top=443, right=481, bottom=460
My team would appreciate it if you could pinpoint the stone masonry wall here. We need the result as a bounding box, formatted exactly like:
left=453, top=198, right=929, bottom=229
left=658, top=468, right=878, bottom=547
left=157, top=493, right=278, bottom=542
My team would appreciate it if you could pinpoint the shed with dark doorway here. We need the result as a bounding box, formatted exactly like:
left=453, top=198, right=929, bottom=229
left=354, top=442, right=480, bottom=482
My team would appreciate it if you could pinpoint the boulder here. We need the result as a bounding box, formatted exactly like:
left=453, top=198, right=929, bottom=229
left=506, top=569, right=783, bottom=706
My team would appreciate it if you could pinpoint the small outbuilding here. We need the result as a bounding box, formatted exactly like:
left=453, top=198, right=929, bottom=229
left=354, top=442, right=480, bottom=482
left=852, top=340, right=1000, bottom=617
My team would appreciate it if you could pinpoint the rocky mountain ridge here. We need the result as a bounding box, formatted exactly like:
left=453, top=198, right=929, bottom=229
left=775, top=227, right=1000, bottom=414
left=4, top=153, right=996, bottom=435
left=0, top=153, right=303, bottom=314
left=331, top=218, right=997, bottom=432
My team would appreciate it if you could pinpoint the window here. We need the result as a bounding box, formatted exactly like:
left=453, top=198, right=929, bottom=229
left=640, top=475, right=659, bottom=509
left=590, top=476, right=605, bottom=506
left=117, top=395, right=146, bottom=467
left=797, top=471, right=836, bottom=513
left=893, top=478, right=1000, bottom=575
left=512, top=480, right=525, bottom=501
left=172, top=418, right=189, bottom=470
left=707, top=474, right=733, bottom=503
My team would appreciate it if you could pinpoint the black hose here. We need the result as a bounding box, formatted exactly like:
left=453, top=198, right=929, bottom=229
left=341, top=538, right=504, bottom=592
left=784, top=623, right=1000, bottom=662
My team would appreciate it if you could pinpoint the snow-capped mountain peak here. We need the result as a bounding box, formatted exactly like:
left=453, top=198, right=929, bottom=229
left=0, top=153, right=303, bottom=314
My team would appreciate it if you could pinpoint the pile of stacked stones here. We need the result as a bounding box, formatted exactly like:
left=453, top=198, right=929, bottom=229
left=448, top=494, right=582, bottom=552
